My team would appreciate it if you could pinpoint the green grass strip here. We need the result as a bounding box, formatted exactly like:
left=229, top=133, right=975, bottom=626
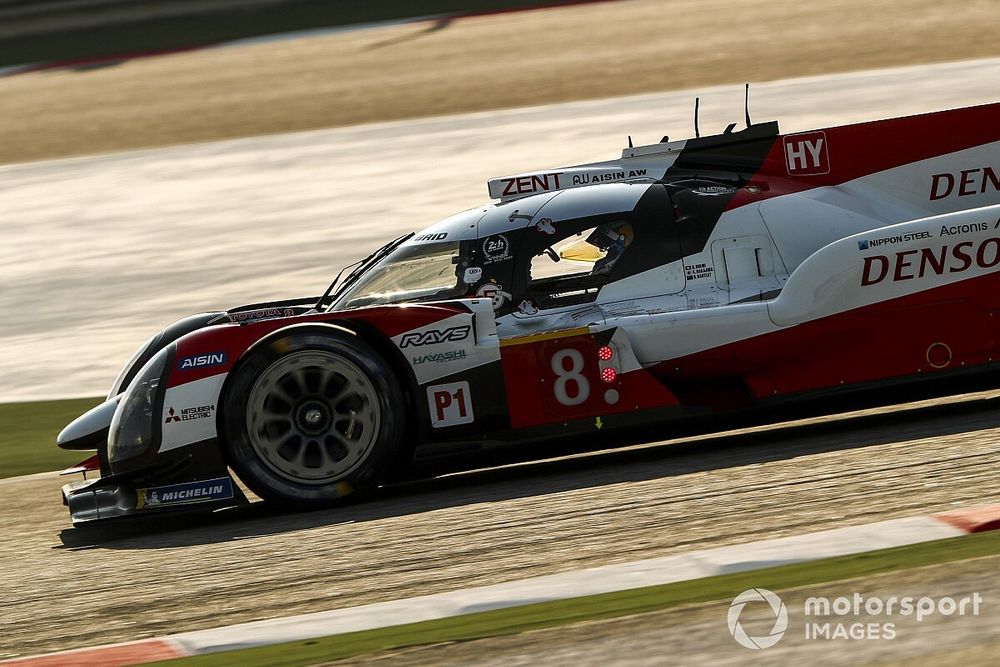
left=152, top=529, right=1000, bottom=666
left=0, top=397, right=103, bottom=478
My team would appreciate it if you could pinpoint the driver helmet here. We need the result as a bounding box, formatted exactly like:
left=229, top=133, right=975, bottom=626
left=588, top=222, right=633, bottom=275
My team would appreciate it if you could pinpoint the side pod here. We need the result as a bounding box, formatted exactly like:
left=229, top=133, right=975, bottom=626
left=768, top=204, right=1000, bottom=327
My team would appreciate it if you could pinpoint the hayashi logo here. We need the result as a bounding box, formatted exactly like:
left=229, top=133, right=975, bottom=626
left=178, top=352, right=227, bottom=370
left=784, top=131, right=829, bottom=176
left=413, top=350, right=467, bottom=365
left=399, top=325, right=471, bottom=348
left=861, top=235, right=1000, bottom=286
left=930, top=166, right=999, bottom=200
left=164, top=404, right=215, bottom=424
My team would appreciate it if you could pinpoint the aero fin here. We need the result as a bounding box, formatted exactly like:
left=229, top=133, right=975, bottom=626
left=61, top=454, right=101, bottom=478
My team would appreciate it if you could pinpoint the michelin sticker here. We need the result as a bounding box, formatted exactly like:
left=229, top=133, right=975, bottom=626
left=137, top=477, right=234, bottom=509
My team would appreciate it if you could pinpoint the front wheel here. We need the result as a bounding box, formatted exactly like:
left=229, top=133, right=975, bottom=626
left=222, top=328, right=405, bottom=508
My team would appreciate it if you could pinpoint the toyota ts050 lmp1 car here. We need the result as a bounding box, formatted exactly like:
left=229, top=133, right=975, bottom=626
left=57, top=102, right=1000, bottom=524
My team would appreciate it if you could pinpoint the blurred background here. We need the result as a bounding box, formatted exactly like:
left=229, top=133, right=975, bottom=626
left=1, top=2, right=999, bottom=665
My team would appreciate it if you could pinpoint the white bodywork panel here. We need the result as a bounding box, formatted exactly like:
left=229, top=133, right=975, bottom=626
left=606, top=203, right=1000, bottom=364
left=487, top=139, right=685, bottom=202
left=769, top=204, right=1000, bottom=327
left=761, top=141, right=1000, bottom=272
left=160, top=373, right=228, bottom=453
left=390, top=304, right=500, bottom=385
left=402, top=207, right=486, bottom=245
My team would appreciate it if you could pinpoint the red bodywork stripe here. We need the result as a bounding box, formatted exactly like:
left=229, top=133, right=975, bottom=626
left=501, top=331, right=678, bottom=429
left=60, top=454, right=101, bottom=476
left=168, top=304, right=464, bottom=388
left=728, top=102, right=1000, bottom=211
left=653, top=270, right=1000, bottom=401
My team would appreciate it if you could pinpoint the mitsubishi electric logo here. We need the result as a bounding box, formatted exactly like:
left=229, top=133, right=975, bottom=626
left=164, top=404, right=215, bottom=424
left=728, top=588, right=788, bottom=650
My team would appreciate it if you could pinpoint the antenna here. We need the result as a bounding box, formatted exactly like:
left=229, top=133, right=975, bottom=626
left=694, top=97, right=701, bottom=138
left=744, top=82, right=751, bottom=128
left=627, top=135, right=633, bottom=148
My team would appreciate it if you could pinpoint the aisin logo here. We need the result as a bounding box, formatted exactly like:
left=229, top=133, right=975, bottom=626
left=728, top=588, right=788, bottom=650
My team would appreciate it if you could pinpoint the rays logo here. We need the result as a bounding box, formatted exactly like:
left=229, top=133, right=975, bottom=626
left=399, top=325, right=472, bottom=348
left=728, top=588, right=788, bottom=650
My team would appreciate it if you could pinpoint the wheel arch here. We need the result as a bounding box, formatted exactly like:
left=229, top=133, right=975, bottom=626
left=321, top=318, right=423, bottom=448
left=217, top=320, right=422, bottom=468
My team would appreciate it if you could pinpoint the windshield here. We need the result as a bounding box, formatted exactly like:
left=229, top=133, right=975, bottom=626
left=332, top=241, right=465, bottom=310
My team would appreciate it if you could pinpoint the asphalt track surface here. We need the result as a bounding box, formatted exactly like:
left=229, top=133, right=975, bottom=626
left=2, top=57, right=1000, bottom=401
left=3, top=390, right=1000, bottom=659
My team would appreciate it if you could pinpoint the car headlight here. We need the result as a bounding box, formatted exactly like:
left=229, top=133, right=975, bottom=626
left=108, top=344, right=173, bottom=465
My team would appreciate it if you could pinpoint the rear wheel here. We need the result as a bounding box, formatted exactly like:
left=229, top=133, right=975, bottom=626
left=222, top=329, right=404, bottom=507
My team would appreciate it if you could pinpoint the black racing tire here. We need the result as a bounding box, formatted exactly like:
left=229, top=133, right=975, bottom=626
left=221, top=327, right=405, bottom=509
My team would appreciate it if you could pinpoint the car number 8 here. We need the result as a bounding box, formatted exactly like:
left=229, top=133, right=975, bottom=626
left=550, top=348, right=590, bottom=406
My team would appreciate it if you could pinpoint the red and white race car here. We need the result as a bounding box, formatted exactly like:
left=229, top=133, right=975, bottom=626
left=58, top=102, right=1000, bottom=523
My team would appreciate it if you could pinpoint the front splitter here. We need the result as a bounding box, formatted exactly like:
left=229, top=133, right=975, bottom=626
left=62, top=476, right=248, bottom=525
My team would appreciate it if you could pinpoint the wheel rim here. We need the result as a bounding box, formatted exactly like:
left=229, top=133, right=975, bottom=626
left=245, top=350, right=381, bottom=484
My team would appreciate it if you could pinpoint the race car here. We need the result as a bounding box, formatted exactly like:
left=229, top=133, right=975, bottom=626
left=57, top=101, right=1000, bottom=524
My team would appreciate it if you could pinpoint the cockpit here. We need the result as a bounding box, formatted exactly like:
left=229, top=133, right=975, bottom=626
left=331, top=239, right=469, bottom=310
left=327, top=183, right=685, bottom=316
